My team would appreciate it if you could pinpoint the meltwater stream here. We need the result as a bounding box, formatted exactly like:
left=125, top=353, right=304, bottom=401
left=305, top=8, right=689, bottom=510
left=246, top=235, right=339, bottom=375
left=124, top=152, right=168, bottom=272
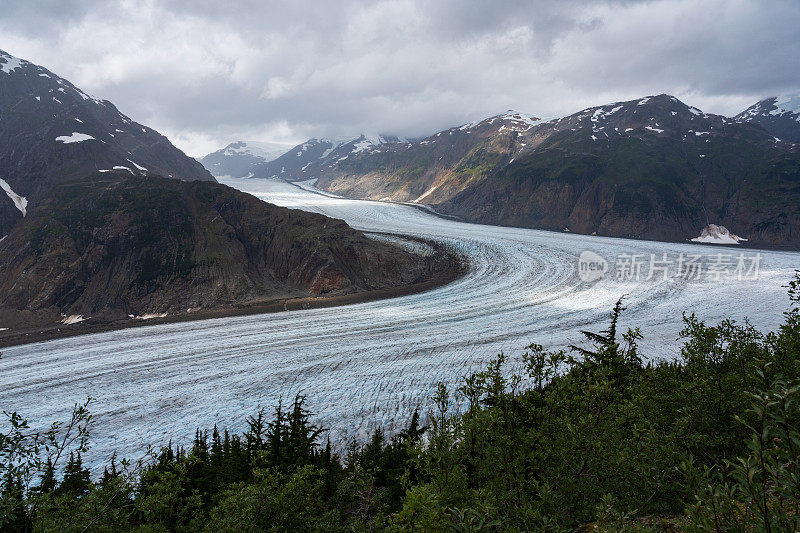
left=2, top=177, right=798, bottom=470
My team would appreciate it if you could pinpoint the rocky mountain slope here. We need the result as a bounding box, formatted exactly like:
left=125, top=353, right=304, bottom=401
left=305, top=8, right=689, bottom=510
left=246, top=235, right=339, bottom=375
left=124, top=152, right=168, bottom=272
left=311, top=112, right=541, bottom=203
left=0, top=49, right=215, bottom=237
left=199, top=140, right=292, bottom=178
left=301, top=96, right=800, bottom=247
left=442, top=95, right=800, bottom=245
left=736, top=93, right=800, bottom=143
left=0, top=174, right=442, bottom=331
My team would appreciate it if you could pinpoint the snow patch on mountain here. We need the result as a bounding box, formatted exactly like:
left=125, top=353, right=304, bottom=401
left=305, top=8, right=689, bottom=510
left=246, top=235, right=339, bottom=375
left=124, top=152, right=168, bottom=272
left=483, top=111, right=542, bottom=132
left=319, top=139, right=351, bottom=159
left=127, top=159, right=147, bottom=171
left=352, top=139, right=377, bottom=153
left=773, top=93, right=800, bottom=116
left=590, top=105, right=623, bottom=123
left=414, top=185, right=438, bottom=203
left=0, top=178, right=28, bottom=216
left=342, top=135, right=395, bottom=154
left=0, top=51, right=24, bottom=74
left=56, top=132, right=95, bottom=144
left=135, top=313, right=168, bottom=320
left=61, top=315, right=86, bottom=325
left=691, top=224, right=747, bottom=245
left=497, top=111, right=541, bottom=128
left=98, top=166, right=135, bottom=174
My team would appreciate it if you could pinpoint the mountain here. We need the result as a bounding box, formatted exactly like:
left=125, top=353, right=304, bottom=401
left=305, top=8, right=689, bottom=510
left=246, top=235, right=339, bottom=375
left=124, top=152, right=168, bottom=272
left=736, top=93, right=800, bottom=143
left=304, top=96, right=800, bottom=247
left=0, top=174, right=444, bottom=332
left=311, top=112, right=541, bottom=202
left=0, top=51, right=450, bottom=337
left=199, top=140, right=293, bottom=178
left=440, top=95, right=800, bottom=245
left=250, top=135, right=401, bottom=181
left=0, top=49, right=214, bottom=237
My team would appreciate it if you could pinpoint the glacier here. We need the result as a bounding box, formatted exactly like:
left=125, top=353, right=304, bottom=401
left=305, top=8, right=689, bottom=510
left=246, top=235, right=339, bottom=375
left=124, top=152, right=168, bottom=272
left=1, top=176, right=798, bottom=472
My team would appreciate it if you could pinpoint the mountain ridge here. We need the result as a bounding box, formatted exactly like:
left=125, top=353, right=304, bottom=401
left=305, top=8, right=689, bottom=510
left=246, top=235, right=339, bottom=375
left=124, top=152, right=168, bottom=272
left=736, top=92, right=800, bottom=143
left=199, top=140, right=294, bottom=178
left=0, top=49, right=215, bottom=237
left=284, top=94, right=800, bottom=247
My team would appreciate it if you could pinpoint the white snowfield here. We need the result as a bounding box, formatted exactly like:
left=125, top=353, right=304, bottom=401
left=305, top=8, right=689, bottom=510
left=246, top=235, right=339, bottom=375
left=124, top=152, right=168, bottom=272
left=55, top=132, right=95, bottom=144
left=0, top=51, right=23, bottom=74
left=2, top=177, right=798, bottom=472
left=0, top=177, right=27, bottom=216
left=773, top=93, right=800, bottom=117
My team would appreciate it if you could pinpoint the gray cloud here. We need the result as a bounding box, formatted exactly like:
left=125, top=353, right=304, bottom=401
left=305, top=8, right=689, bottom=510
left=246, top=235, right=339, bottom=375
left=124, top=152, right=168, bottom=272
left=2, top=0, right=798, bottom=156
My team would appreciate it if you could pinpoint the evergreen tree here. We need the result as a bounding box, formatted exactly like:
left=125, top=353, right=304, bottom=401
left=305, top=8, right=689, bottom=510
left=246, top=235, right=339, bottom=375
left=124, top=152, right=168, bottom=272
left=286, top=394, right=323, bottom=465
left=58, top=452, right=90, bottom=497
left=265, top=398, right=285, bottom=467
left=399, top=407, right=426, bottom=444
left=36, top=456, right=57, bottom=494
left=246, top=406, right=268, bottom=458
left=100, top=452, right=119, bottom=488
left=1, top=471, right=29, bottom=531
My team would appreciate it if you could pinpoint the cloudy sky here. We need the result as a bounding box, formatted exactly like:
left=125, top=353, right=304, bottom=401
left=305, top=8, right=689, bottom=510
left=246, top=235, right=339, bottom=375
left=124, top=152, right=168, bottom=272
left=2, top=0, right=799, bottom=156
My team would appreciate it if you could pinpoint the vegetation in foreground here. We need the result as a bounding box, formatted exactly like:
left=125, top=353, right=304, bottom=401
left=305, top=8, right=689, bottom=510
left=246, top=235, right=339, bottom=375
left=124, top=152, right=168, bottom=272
left=2, top=274, right=800, bottom=532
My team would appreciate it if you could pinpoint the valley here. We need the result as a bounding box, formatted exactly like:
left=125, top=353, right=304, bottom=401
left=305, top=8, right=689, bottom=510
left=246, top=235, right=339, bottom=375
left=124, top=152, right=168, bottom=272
left=2, top=176, right=797, bottom=471
left=3, top=3, right=799, bottom=528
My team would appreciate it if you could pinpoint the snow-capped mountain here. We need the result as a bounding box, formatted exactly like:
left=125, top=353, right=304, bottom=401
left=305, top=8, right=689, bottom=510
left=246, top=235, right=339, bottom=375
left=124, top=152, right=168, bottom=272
left=250, top=135, right=401, bottom=180
left=736, top=93, right=800, bottom=143
left=308, top=109, right=547, bottom=202
left=199, top=140, right=293, bottom=178
left=0, top=49, right=214, bottom=236
left=304, top=95, right=800, bottom=247
left=456, top=110, right=542, bottom=134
